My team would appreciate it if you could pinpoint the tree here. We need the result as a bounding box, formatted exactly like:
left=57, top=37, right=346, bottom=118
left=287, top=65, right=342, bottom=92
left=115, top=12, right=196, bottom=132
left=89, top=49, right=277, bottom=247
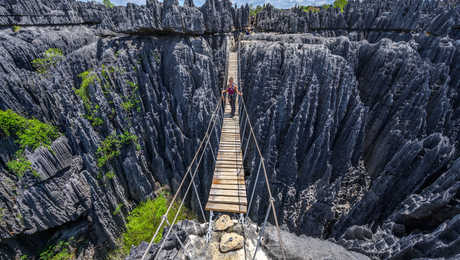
left=103, top=0, right=114, bottom=8
left=333, top=0, right=348, bottom=13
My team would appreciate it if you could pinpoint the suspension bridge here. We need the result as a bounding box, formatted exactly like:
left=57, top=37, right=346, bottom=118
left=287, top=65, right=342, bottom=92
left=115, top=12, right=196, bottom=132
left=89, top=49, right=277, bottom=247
left=140, top=36, right=285, bottom=260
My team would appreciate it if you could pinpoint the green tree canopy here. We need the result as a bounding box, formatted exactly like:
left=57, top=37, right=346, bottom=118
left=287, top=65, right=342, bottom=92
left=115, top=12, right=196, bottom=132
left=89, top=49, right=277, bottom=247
left=333, top=0, right=348, bottom=12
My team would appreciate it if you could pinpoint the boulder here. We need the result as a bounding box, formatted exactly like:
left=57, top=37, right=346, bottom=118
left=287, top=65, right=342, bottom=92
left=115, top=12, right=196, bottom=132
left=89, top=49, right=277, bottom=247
left=215, top=215, right=234, bottom=231
left=219, top=232, right=244, bottom=253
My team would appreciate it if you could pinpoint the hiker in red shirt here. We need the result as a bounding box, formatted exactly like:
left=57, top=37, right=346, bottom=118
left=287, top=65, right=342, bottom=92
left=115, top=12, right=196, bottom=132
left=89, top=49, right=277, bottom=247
left=222, top=77, right=242, bottom=119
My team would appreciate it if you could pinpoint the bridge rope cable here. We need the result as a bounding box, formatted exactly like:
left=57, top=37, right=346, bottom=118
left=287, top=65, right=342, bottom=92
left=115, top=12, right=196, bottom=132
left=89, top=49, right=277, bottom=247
left=141, top=98, right=222, bottom=260
left=156, top=104, right=222, bottom=257
left=237, top=38, right=287, bottom=259
left=239, top=97, right=287, bottom=260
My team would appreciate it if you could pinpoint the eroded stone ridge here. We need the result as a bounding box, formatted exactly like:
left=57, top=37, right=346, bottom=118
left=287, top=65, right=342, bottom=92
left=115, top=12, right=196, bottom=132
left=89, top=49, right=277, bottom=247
left=0, top=0, right=249, bottom=34
left=239, top=28, right=459, bottom=259
left=253, top=0, right=459, bottom=42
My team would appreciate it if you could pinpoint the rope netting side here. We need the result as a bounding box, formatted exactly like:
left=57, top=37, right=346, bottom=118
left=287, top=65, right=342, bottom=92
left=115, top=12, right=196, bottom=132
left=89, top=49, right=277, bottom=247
left=237, top=39, right=287, bottom=260
left=141, top=99, right=222, bottom=260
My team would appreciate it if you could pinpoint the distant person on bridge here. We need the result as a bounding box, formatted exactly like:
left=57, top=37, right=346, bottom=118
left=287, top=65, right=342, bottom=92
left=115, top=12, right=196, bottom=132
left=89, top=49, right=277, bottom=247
left=222, top=77, right=242, bottom=119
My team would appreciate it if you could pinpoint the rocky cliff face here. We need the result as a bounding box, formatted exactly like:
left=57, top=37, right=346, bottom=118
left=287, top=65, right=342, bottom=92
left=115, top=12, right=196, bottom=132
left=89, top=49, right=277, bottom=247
left=254, top=0, right=458, bottom=43
left=0, top=0, right=236, bottom=258
left=126, top=219, right=370, bottom=260
left=239, top=2, right=459, bottom=258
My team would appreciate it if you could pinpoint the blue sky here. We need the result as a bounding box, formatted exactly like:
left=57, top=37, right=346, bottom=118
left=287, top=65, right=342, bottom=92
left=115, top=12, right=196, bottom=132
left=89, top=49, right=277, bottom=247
left=79, top=0, right=334, bottom=8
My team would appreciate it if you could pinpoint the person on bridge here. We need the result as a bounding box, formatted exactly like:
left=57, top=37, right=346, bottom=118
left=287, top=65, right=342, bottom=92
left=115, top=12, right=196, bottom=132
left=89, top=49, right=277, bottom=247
left=222, top=77, right=242, bottom=119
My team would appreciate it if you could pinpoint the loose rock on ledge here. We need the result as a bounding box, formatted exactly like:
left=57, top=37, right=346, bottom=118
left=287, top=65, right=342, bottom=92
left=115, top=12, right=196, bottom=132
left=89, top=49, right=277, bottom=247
left=219, top=232, right=244, bottom=253
left=215, top=215, right=234, bottom=231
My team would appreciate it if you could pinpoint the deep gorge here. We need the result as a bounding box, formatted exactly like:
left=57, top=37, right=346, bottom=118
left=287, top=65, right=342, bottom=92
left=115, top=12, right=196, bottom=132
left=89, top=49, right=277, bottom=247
left=0, top=0, right=459, bottom=259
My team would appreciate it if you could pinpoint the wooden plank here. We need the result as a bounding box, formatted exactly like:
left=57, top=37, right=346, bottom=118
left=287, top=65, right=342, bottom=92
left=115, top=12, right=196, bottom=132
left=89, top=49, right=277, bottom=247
left=216, top=159, right=243, bottom=167
left=218, top=152, right=242, bottom=155
left=213, top=172, right=243, bottom=177
left=216, top=160, right=243, bottom=165
left=214, top=171, right=243, bottom=175
left=215, top=169, right=243, bottom=173
left=209, top=189, right=246, bottom=197
left=205, top=202, right=247, bottom=213
left=215, top=165, right=242, bottom=169
left=215, top=165, right=243, bottom=169
left=217, top=155, right=242, bottom=158
left=213, top=175, right=241, bottom=179
left=215, top=168, right=243, bottom=172
left=208, top=195, right=247, bottom=205
left=218, top=149, right=242, bottom=152
left=217, top=159, right=243, bottom=162
left=211, top=184, right=246, bottom=190
left=214, top=175, right=244, bottom=180
left=212, top=179, right=245, bottom=185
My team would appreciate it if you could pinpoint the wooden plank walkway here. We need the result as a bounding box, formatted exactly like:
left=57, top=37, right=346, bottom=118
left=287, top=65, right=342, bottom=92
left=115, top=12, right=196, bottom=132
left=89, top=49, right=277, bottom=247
left=205, top=48, right=247, bottom=214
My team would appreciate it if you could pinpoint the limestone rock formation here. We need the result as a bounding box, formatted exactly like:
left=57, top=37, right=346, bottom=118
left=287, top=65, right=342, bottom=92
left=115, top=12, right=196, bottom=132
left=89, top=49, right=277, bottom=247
left=0, top=0, right=238, bottom=35
left=126, top=219, right=370, bottom=259
left=253, top=0, right=458, bottom=43
left=1, top=0, right=459, bottom=259
left=239, top=14, right=459, bottom=258
left=0, top=0, right=232, bottom=258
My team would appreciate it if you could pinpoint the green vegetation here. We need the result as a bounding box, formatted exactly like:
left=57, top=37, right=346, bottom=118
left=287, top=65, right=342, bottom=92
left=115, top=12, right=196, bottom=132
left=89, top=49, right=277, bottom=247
left=75, top=70, right=98, bottom=111
left=96, top=131, right=138, bottom=168
left=333, top=0, right=348, bottom=12
left=122, top=81, right=142, bottom=112
left=121, top=193, right=195, bottom=254
left=12, top=25, right=21, bottom=32
left=106, top=170, right=116, bottom=179
left=249, top=5, right=263, bottom=17
left=103, top=0, right=114, bottom=8
left=0, top=110, right=60, bottom=151
left=152, top=51, right=161, bottom=64
left=121, top=100, right=134, bottom=111
left=101, top=65, right=115, bottom=92
left=113, top=203, right=123, bottom=216
left=16, top=212, right=24, bottom=225
left=0, top=109, right=60, bottom=178
left=40, top=240, right=74, bottom=260
left=32, top=48, right=63, bottom=74
left=322, top=4, right=332, bottom=9
left=20, top=255, right=28, bottom=260
left=7, top=153, right=33, bottom=179
left=74, top=70, right=104, bottom=127
left=301, top=6, right=320, bottom=13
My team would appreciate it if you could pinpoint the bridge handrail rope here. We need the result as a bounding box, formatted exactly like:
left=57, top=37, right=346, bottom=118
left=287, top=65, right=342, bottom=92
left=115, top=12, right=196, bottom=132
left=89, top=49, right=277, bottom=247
left=142, top=34, right=234, bottom=260
left=156, top=103, right=222, bottom=256
left=141, top=35, right=287, bottom=260
left=141, top=98, right=223, bottom=260
left=237, top=38, right=287, bottom=260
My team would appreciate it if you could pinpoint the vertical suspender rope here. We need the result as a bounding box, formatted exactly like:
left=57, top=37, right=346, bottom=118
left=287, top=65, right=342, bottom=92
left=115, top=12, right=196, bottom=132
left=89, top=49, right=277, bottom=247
left=156, top=101, right=221, bottom=257
left=246, top=159, right=262, bottom=218
left=191, top=177, right=206, bottom=222
left=252, top=202, right=272, bottom=260
left=141, top=100, right=222, bottom=260
left=240, top=99, right=287, bottom=259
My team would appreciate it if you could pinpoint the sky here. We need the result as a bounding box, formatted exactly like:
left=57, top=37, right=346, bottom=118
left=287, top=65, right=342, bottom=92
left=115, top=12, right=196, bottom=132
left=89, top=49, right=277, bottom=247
left=79, top=0, right=334, bottom=8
